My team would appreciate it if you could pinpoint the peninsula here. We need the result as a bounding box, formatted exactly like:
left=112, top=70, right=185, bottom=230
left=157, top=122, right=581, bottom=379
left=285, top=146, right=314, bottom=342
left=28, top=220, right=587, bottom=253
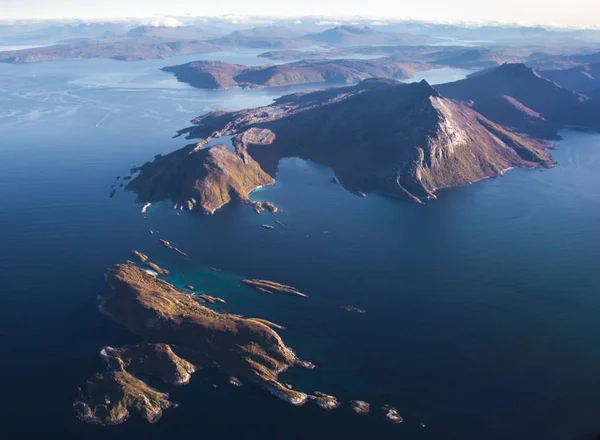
left=126, top=77, right=554, bottom=212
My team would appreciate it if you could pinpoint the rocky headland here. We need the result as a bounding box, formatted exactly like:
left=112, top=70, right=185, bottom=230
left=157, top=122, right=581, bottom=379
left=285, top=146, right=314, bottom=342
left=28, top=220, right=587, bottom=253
left=126, top=143, right=274, bottom=215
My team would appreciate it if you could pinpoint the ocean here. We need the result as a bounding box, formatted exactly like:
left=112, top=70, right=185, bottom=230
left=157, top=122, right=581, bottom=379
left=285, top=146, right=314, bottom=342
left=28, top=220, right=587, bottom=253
left=0, top=52, right=599, bottom=439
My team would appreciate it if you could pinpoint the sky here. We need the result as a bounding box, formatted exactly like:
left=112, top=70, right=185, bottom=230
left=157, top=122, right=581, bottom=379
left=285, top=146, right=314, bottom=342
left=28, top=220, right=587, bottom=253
left=1, top=0, right=599, bottom=28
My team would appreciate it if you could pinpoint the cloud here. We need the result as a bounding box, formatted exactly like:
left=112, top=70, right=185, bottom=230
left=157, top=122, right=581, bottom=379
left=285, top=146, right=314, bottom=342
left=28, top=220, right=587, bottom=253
left=140, top=17, right=184, bottom=27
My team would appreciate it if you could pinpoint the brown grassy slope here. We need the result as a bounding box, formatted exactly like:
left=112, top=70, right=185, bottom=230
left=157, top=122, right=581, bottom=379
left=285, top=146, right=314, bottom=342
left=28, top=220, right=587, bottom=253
left=126, top=144, right=274, bottom=214
left=100, top=263, right=306, bottom=401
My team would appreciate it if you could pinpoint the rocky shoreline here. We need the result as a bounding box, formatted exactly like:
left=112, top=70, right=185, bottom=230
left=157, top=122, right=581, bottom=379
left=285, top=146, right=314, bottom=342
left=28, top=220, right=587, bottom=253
left=76, top=257, right=409, bottom=427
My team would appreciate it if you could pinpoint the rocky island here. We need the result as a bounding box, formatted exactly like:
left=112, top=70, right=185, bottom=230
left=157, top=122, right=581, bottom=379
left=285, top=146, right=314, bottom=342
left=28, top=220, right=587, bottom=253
left=75, top=262, right=313, bottom=425
left=126, top=76, right=555, bottom=210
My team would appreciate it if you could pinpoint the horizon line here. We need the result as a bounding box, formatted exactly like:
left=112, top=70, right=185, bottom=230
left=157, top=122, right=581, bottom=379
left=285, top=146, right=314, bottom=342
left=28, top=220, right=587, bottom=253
left=1, top=14, right=599, bottom=31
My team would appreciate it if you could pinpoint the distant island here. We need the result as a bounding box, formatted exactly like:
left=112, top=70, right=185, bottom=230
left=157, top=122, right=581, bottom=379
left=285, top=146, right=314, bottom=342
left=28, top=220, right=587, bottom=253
left=0, top=37, right=220, bottom=63
left=0, top=24, right=441, bottom=64
left=161, top=58, right=430, bottom=90
left=126, top=72, right=557, bottom=214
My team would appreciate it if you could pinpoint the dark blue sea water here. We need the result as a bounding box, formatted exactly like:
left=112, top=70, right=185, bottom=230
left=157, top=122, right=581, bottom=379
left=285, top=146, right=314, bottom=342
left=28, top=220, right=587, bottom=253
left=1, top=53, right=600, bottom=440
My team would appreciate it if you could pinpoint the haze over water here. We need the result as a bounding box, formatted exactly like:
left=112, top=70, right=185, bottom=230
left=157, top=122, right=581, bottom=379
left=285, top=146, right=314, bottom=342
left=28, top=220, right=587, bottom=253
left=0, top=52, right=599, bottom=439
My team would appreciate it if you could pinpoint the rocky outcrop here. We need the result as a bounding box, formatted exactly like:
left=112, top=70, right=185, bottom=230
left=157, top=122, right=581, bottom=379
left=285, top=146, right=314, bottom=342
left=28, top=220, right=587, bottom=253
left=341, top=305, right=366, bottom=314
left=310, top=392, right=341, bottom=410
left=382, top=405, right=403, bottom=423
left=131, top=250, right=149, bottom=263
left=73, top=370, right=175, bottom=426
left=350, top=400, right=371, bottom=414
left=241, top=279, right=308, bottom=298
left=144, top=261, right=171, bottom=276
left=158, top=239, right=189, bottom=257
left=76, top=263, right=312, bottom=425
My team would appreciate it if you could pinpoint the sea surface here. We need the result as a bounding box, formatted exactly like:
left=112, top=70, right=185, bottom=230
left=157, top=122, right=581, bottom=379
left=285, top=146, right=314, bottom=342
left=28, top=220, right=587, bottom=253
left=1, top=52, right=600, bottom=440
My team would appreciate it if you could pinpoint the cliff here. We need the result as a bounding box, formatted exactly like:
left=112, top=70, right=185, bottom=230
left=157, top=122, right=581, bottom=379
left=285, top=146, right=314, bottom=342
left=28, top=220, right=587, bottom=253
left=162, top=58, right=428, bottom=90
left=129, top=78, right=554, bottom=208
left=436, top=63, right=594, bottom=138
left=126, top=143, right=274, bottom=214
left=74, top=263, right=310, bottom=425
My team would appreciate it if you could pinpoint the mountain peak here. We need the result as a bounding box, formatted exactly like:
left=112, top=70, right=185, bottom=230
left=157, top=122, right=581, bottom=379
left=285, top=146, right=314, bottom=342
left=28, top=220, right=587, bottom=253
left=494, top=62, right=537, bottom=76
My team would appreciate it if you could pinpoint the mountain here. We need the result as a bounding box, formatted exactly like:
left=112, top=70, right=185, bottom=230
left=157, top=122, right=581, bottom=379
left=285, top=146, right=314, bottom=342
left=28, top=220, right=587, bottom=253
left=528, top=51, right=600, bottom=70
left=128, top=78, right=554, bottom=212
left=162, top=58, right=430, bottom=90
left=436, top=63, right=593, bottom=138
left=123, top=25, right=219, bottom=40
left=431, top=48, right=530, bottom=69
left=206, top=26, right=311, bottom=49
left=303, top=25, right=439, bottom=46
left=127, top=143, right=274, bottom=214
left=541, top=63, right=600, bottom=99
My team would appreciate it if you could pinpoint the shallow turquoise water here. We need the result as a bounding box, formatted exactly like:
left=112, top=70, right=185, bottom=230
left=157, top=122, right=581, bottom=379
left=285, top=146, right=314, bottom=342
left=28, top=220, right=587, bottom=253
left=0, top=54, right=599, bottom=440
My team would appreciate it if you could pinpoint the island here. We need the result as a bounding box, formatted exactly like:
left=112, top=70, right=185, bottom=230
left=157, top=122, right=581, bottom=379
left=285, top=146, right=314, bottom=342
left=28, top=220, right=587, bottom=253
left=0, top=37, right=220, bottom=63
left=74, top=262, right=313, bottom=425
left=241, top=279, right=308, bottom=298
left=162, top=58, right=430, bottom=90
left=126, top=76, right=555, bottom=212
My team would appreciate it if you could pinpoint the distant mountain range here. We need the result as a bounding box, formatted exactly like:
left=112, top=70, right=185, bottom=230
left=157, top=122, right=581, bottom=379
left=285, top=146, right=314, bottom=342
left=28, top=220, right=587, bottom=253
left=302, top=25, right=439, bottom=46
left=161, top=58, right=429, bottom=89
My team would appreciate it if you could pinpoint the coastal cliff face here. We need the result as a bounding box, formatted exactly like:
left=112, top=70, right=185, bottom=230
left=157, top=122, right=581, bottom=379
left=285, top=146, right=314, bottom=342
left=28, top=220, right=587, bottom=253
left=145, top=78, right=553, bottom=205
left=162, top=58, right=427, bottom=90
left=126, top=143, right=274, bottom=214
left=74, top=263, right=309, bottom=425
left=436, top=63, right=595, bottom=138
